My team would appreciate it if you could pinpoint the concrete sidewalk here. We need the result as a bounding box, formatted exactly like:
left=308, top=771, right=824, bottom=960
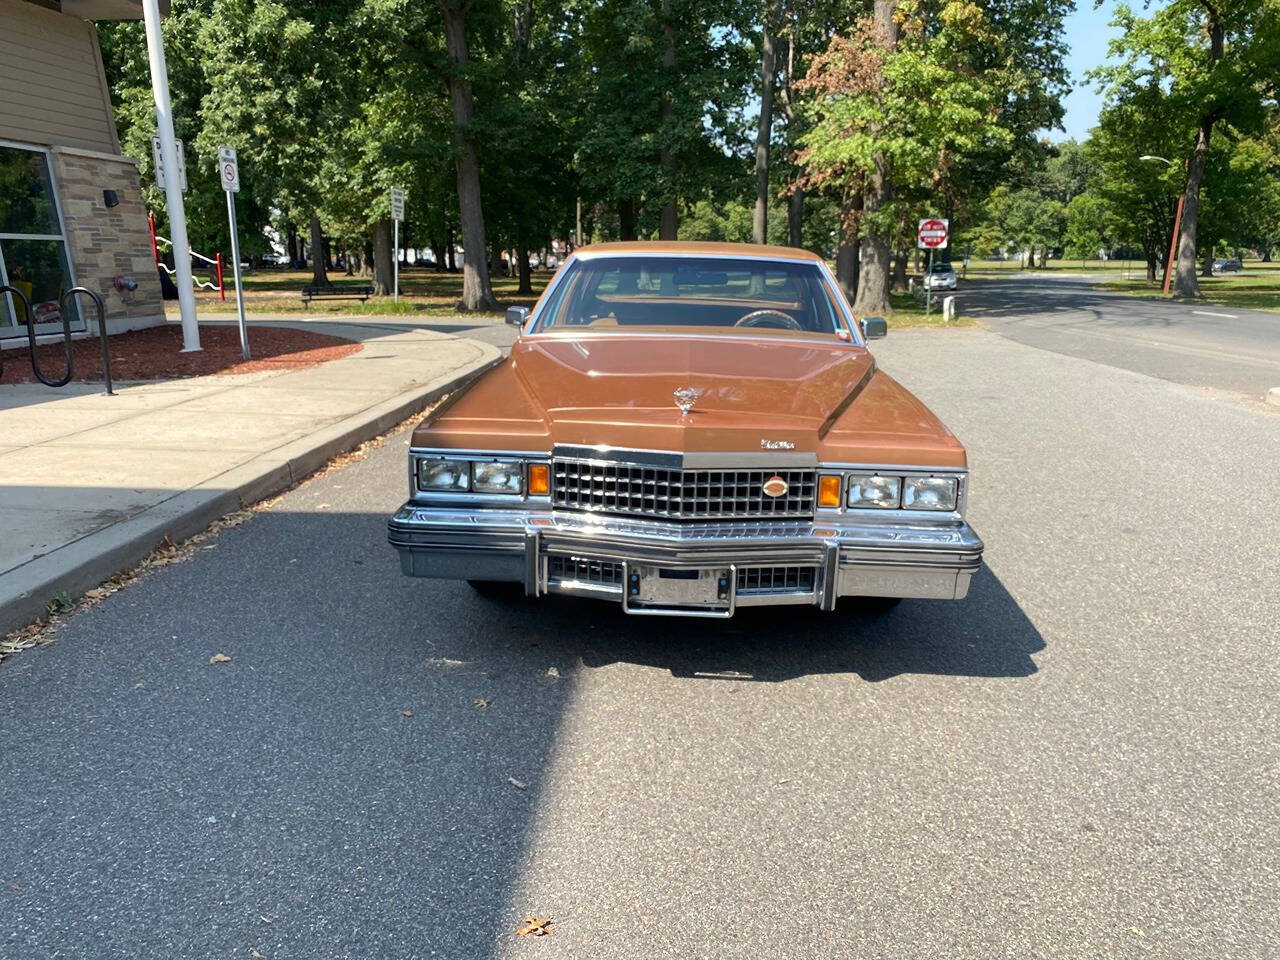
left=0, top=321, right=500, bottom=635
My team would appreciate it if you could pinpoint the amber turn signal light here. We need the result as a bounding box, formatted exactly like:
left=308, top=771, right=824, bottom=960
left=529, top=463, right=550, bottom=495
left=818, top=474, right=841, bottom=507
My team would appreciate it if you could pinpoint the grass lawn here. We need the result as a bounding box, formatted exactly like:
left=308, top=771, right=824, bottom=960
left=1093, top=263, right=1280, bottom=312
left=172, top=264, right=974, bottom=328
left=886, top=291, right=975, bottom=328
left=175, top=265, right=548, bottom=318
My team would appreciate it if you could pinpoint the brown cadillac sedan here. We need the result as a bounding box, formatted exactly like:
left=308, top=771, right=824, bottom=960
left=388, top=242, right=982, bottom=618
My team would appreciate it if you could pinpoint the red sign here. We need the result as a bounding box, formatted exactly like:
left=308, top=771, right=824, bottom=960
left=917, top=218, right=949, bottom=249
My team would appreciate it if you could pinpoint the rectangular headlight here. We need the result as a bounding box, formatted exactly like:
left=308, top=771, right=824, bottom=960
left=902, top=476, right=958, bottom=511
left=847, top=474, right=901, bottom=509
left=471, top=460, right=523, bottom=494
left=418, top=458, right=470, bottom=491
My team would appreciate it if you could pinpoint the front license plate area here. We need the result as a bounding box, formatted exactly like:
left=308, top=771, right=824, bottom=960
left=623, top=563, right=734, bottom=617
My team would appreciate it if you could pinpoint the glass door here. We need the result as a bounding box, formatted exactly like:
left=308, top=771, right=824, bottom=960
left=0, top=141, right=82, bottom=340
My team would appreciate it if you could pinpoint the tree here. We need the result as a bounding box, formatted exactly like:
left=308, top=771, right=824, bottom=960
left=797, top=0, right=1037, bottom=312
left=1095, top=1, right=1280, bottom=297
left=439, top=0, right=500, bottom=310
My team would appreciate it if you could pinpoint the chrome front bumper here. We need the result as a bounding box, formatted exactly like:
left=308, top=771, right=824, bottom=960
left=388, top=504, right=983, bottom=618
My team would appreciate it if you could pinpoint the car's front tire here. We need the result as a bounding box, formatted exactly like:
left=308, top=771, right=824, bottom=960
left=466, top=580, right=525, bottom=600
left=851, top=596, right=903, bottom=614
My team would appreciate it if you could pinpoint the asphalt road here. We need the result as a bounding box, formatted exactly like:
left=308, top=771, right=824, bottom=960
left=955, top=273, right=1280, bottom=400
left=3, top=324, right=1277, bottom=959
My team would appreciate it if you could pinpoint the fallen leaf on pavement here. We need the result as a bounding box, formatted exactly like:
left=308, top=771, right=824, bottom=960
left=546, top=666, right=560, bottom=679
left=515, top=915, right=553, bottom=937
left=250, top=950, right=265, bottom=958
left=209, top=653, right=232, bottom=665
left=776, top=778, right=791, bottom=785
left=85, top=588, right=111, bottom=600
left=402, top=709, right=414, bottom=718
left=473, top=697, right=492, bottom=708
left=508, top=777, right=528, bottom=790
left=8, top=882, right=19, bottom=891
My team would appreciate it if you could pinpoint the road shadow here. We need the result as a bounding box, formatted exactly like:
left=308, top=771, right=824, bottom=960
left=0, top=495, right=1039, bottom=959
left=474, top=563, right=1041, bottom=684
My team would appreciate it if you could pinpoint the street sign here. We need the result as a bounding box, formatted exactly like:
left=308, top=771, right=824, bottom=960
left=152, top=136, right=188, bottom=192
left=918, top=218, right=949, bottom=250
left=391, top=186, right=405, bottom=222
left=218, top=146, right=240, bottom=193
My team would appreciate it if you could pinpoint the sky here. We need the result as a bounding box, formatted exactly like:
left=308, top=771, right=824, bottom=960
left=1052, top=0, right=1128, bottom=142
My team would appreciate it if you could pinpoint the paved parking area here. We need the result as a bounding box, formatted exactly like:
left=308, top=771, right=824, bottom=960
left=1, top=328, right=1277, bottom=959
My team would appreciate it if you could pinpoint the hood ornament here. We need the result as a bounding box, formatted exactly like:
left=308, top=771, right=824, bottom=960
left=673, top=387, right=701, bottom=416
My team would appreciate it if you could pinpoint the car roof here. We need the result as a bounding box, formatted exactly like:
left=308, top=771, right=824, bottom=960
left=572, top=241, right=826, bottom=263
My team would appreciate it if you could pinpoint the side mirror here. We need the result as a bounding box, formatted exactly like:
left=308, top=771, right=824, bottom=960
left=860, top=316, right=888, bottom=340
left=506, top=306, right=531, bottom=328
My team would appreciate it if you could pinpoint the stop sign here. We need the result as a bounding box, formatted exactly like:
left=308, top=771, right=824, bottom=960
left=918, top=218, right=949, bottom=249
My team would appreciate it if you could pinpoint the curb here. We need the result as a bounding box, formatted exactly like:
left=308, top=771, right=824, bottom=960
left=0, top=347, right=502, bottom=637
left=1268, top=387, right=1280, bottom=409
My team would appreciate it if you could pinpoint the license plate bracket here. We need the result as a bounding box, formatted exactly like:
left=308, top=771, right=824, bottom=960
left=622, top=563, right=735, bottom=617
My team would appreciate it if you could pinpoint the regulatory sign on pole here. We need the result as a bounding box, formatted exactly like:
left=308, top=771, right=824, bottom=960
left=218, top=145, right=249, bottom=360
left=917, top=218, right=949, bottom=250
left=391, top=186, right=405, bottom=222
left=152, top=136, right=188, bottom=192
left=218, top=146, right=240, bottom=193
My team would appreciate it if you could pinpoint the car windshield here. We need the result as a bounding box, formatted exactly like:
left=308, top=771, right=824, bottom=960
left=533, top=255, right=847, bottom=335
left=931, top=263, right=953, bottom=273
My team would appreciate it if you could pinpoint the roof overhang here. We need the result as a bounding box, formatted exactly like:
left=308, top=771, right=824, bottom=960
left=56, top=0, right=168, bottom=21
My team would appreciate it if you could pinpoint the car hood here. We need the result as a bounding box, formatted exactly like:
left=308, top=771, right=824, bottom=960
left=416, top=332, right=965, bottom=466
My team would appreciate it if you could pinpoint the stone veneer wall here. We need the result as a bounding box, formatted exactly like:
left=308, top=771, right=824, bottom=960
left=49, top=146, right=165, bottom=335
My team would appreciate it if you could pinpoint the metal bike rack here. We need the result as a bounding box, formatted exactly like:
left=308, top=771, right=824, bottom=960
left=0, top=284, right=113, bottom=394
left=61, top=287, right=112, bottom=396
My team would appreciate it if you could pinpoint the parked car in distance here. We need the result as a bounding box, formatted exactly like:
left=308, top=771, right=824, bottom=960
left=387, top=241, right=983, bottom=618
left=923, top=262, right=958, bottom=291
left=1213, top=257, right=1243, bottom=274
left=415, top=256, right=436, bottom=268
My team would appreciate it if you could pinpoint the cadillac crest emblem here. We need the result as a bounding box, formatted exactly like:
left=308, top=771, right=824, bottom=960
left=762, top=475, right=789, bottom=498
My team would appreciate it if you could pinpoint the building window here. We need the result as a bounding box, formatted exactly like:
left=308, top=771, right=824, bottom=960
left=0, top=141, right=82, bottom=340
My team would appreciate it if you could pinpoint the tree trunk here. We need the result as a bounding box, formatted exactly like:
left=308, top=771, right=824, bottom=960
left=1201, top=244, right=1214, bottom=278
left=1261, top=246, right=1271, bottom=262
left=441, top=0, right=498, bottom=311
left=446, top=226, right=456, bottom=271
left=835, top=197, right=860, bottom=301
left=517, top=245, right=533, bottom=295
left=371, top=218, right=394, bottom=296
left=286, top=222, right=298, bottom=268
left=1174, top=11, right=1222, bottom=299
left=362, top=238, right=374, bottom=278
left=752, top=2, right=780, bottom=245
left=309, top=214, right=328, bottom=287
left=788, top=189, right=804, bottom=248
left=344, top=248, right=354, bottom=276
left=779, top=13, right=803, bottom=249
left=1145, top=248, right=1158, bottom=282
left=619, top=198, right=637, bottom=241
left=891, top=248, right=908, bottom=291
left=851, top=0, right=897, bottom=316
left=658, top=0, right=678, bottom=240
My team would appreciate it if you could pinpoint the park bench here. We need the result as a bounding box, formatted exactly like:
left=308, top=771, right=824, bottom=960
left=300, top=284, right=373, bottom=306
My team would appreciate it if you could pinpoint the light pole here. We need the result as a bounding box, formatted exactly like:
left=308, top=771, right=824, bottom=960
left=142, top=0, right=201, bottom=351
left=1140, top=155, right=1184, bottom=297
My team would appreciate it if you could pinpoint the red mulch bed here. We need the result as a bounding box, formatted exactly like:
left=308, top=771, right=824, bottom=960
left=0, top=325, right=361, bottom=385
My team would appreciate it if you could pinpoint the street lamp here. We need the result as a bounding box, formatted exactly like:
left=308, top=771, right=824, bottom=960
left=1141, top=155, right=1184, bottom=296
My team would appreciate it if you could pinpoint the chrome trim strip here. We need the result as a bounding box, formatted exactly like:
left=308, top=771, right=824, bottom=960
left=550, top=444, right=819, bottom=470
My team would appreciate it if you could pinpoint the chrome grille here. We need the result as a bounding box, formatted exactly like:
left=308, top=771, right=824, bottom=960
left=552, top=459, right=816, bottom=520
left=736, top=566, right=817, bottom=595
left=547, top=555, right=624, bottom=586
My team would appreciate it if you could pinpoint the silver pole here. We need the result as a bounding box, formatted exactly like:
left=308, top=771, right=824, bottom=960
left=393, top=219, right=400, bottom=304
left=141, top=0, right=200, bottom=352
left=226, top=190, right=249, bottom=360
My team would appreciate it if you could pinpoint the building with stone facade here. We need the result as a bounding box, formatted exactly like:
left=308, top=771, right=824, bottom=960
left=1, top=0, right=164, bottom=350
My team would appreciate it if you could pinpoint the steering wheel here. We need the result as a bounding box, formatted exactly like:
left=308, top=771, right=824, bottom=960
left=735, top=309, right=803, bottom=330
